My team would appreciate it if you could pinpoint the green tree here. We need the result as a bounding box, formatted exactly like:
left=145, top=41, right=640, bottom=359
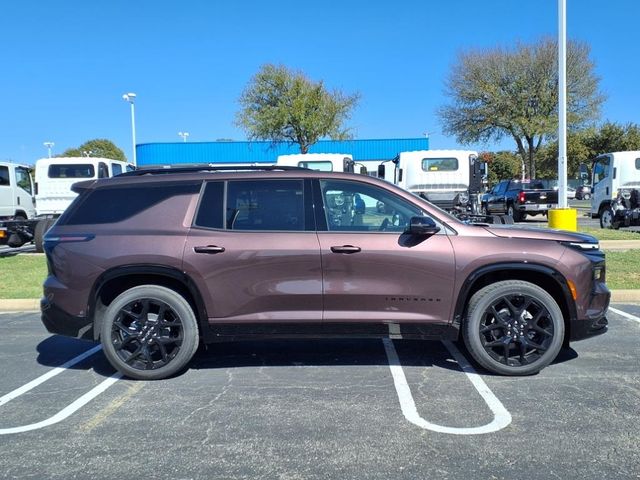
left=536, top=121, right=640, bottom=179
left=236, top=64, right=360, bottom=153
left=481, top=151, right=522, bottom=186
left=61, top=139, right=126, bottom=161
left=439, top=38, right=604, bottom=178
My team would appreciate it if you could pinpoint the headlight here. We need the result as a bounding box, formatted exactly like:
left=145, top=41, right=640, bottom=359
left=560, top=241, right=600, bottom=251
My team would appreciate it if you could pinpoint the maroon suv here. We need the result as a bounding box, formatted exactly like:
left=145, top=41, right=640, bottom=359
left=41, top=167, right=609, bottom=380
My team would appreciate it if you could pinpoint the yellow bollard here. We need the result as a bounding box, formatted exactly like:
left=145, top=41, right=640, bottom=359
left=548, top=208, right=578, bottom=231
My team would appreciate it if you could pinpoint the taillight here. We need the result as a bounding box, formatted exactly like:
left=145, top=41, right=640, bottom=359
left=518, top=191, right=526, bottom=203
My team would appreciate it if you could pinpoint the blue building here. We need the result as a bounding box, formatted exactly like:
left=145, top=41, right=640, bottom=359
left=136, top=137, right=429, bottom=167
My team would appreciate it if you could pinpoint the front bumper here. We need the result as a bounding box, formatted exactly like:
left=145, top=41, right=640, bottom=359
left=41, top=296, right=94, bottom=340
left=569, top=281, right=610, bottom=341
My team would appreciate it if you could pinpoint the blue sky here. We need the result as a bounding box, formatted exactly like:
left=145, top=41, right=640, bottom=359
left=1, top=0, right=638, bottom=164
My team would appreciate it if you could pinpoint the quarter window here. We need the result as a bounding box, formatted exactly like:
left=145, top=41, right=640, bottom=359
left=320, top=179, right=423, bottom=232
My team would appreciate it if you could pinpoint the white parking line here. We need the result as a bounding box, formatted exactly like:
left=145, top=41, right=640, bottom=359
left=0, top=345, right=123, bottom=435
left=383, top=338, right=512, bottom=435
left=609, top=306, right=640, bottom=324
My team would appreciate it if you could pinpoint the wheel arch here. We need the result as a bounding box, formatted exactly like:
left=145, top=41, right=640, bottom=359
left=452, top=263, right=577, bottom=345
left=88, top=265, right=211, bottom=342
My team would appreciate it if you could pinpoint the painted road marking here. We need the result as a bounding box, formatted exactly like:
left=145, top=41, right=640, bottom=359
left=609, top=306, right=640, bottom=325
left=0, top=345, right=123, bottom=435
left=383, top=338, right=512, bottom=435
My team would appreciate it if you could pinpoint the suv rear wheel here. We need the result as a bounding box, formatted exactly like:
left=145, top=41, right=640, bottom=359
left=101, top=285, right=200, bottom=380
left=462, top=280, right=564, bottom=376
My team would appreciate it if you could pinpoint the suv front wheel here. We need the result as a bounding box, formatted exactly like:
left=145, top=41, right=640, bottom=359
left=462, top=280, right=564, bottom=376
left=101, top=285, right=200, bottom=380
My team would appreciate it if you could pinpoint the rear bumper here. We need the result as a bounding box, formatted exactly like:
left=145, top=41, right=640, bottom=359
left=41, top=296, right=94, bottom=340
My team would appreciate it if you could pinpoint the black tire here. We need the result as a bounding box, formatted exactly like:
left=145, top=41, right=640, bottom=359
left=100, top=285, right=200, bottom=380
left=506, top=204, right=522, bottom=222
left=500, top=215, right=514, bottom=225
left=34, top=219, right=54, bottom=253
left=462, top=280, right=564, bottom=376
left=599, top=205, right=614, bottom=229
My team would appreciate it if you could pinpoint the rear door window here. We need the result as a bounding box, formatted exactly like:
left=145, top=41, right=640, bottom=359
left=226, top=180, right=305, bottom=231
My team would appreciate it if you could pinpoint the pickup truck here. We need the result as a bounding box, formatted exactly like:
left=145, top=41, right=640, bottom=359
left=481, top=179, right=558, bottom=222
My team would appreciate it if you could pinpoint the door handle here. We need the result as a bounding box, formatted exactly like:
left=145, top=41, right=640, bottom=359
left=194, top=245, right=225, bottom=254
left=330, top=245, right=361, bottom=254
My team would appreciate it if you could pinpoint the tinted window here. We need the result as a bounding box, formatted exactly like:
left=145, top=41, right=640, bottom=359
left=111, top=163, right=123, bottom=176
left=0, top=166, right=9, bottom=186
left=98, top=163, right=109, bottom=178
left=320, top=179, right=423, bottom=232
left=195, top=182, right=224, bottom=229
left=421, top=157, right=458, bottom=172
left=48, top=164, right=95, bottom=178
left=59, top=183, right=200, bottom=225
left=226, top=180, right=304, bottom=231
left=636, top=158, right=640, bottom=170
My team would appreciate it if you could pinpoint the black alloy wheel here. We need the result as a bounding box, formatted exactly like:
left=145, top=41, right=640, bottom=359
left=463, top=280, right=564, bottom=375
left=101, top=285, right=199, bottom=380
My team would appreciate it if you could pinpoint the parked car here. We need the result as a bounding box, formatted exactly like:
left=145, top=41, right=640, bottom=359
left=575, top=185, right=592, bottom=200
left=41, top=166, right=609, bottom=380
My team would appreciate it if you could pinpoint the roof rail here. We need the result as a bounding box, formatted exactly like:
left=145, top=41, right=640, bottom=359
left=119, top=165, right=310, bottom=176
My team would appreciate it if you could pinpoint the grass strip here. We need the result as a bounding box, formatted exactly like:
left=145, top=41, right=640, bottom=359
left=1, top=247, right=638, bottom=298
left=0, top=255, right=47, bottom=299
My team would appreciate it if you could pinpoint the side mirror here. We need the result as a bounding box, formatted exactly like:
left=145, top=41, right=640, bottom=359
left=406, top=216, right=440, bottom=236
left=377, top=164, right=386, bottom=178
left=360, top=166, right=367, bottom=175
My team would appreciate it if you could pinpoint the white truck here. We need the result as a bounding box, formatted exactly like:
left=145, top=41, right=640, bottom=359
left=276, top=153, right=364, bottom=173
left=590, top=151, right=640, bottom=229
left=376, top=150, right=486, bottom=216
left=0, top=161, right=36, bottom=221
left=1, top=157, right=134, bottom=250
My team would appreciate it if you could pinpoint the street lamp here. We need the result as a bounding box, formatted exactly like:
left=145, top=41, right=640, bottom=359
left=43, top=141, right=54, bottom=158
left=178, top=131, right=190, bottom=142
left=122, top=92, right=137, bottom=166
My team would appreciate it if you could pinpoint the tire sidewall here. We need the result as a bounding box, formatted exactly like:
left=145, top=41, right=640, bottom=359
left=463, top=281, right=565, bottom=376
left=100, top=285, right=199, bottom=380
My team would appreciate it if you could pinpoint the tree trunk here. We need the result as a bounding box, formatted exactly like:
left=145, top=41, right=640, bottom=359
left=527, top=137, right=536, bottom=179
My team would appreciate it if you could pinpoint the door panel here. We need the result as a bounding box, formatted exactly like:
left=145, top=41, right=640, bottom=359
left=315, top=178, right=456, bottom=325
left=183, top=230, right=323, bottom=323
left=183, top=178, right=322, bottom=324
left=319, top=232, right=455, bottom=324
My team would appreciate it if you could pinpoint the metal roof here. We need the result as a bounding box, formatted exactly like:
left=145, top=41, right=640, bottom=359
left=136, top=137, right=430, bottom=166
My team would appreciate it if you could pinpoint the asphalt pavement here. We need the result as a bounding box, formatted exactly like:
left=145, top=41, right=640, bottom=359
left=0, top=307, right=638, bottom=479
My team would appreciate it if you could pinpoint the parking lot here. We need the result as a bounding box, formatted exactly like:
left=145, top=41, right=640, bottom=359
left=0, top=306, right=638, bottom=480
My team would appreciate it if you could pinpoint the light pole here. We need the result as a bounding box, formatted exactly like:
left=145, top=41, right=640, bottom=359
left=122, top=93, right=137, bottom=166
left=43, top=141, right=54, bottom=158
left=178, top=131, right=190, bottom=142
